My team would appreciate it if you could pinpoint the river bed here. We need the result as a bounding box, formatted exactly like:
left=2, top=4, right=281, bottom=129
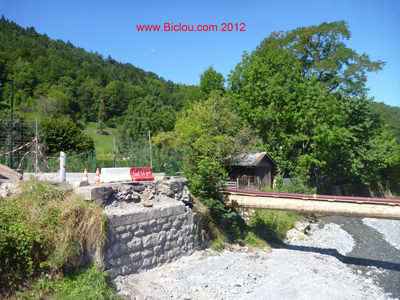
left=113, top=216, right=398, bottom=300
left=323, top=216, right=400, bottom=299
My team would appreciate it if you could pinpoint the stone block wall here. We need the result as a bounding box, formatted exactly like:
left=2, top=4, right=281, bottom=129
left=101, top=203, right=196, bottom=279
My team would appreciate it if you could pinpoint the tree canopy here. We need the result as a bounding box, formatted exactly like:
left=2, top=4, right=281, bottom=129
left=1, top=16, right=398, bottom=186
left=260, top=21, right=385, bottom=96
left=153, top=91, right=261, bottom=172
left=228, top=21, right=391, bottom=184
left=199, top=66, right=225, bottom=96
left=0, top=16, right=193, bottom=129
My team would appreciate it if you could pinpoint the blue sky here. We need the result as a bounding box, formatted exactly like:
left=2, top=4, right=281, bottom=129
left=1, top=0, right=399, bottom=107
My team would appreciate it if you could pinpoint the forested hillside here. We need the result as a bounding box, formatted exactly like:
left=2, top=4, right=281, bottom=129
left=371, top=102, right=400, bottom=144
left=0, top=16, right=194, bottom=134
left=1, top=16, right=399, bottom=187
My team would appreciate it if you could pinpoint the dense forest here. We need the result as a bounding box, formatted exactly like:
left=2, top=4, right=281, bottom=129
left=0, top=16, right=399, bottom=188
left=371, top=101, right=400, bottom=144
left=0, top=15, right=195, bottom=132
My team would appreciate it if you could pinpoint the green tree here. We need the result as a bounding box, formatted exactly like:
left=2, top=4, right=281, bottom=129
left=39, top=118, right=95, bottom=153
left=228, top=21, right=390, bottom=184
left=117, top=95, right=176, bottom=154
left=370, top=101, right=400, bottom=144
left=262, top=21, right=385, bottom=96
left=37, top=96, right=63, bottom=118
left=199, top=65, right=225, bottom=96
left=154, top=91, right=261, bottom=172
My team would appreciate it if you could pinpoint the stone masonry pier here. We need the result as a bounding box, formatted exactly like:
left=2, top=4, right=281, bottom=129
left=73, top=178, right=200, bottom=280
left=102, top=202, right=196, bottom=279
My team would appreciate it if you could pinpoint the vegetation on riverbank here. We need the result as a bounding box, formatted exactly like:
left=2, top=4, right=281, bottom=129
left=15, top=264, right=121, bottom=300
left=189, top=159, right=307, bottom=251
left=0, top=180, right=119, bottom=299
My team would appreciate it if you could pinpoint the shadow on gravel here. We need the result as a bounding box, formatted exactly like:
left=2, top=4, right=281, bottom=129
left=280, top=244, right=400, bottom=272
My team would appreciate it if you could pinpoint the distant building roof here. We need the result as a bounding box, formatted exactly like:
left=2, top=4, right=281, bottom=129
left=228, top=152, right=276, bottom=167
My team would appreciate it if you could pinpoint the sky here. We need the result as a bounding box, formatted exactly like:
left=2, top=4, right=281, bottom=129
left=1, top=0, right=399, bottom=107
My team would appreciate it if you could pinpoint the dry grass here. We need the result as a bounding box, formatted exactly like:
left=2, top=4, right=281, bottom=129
left=0, top=179, right=107, bottom=297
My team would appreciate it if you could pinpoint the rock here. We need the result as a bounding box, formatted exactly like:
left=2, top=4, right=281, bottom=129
left=294, top=221, right=310, bottom=232
left=285, top=228, right=308, bottom=242
left=0, top=189, right=10, bottom=197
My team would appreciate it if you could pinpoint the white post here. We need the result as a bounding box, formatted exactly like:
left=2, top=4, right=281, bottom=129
left=60, top=151, right=66, bottom=181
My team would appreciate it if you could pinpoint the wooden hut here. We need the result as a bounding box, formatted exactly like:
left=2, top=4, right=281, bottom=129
left=226, top=152, right=276, bottom=188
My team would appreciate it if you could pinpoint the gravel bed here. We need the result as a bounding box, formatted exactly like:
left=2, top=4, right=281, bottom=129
left=362, top=218, right=400, bottom=251
left=112, top=222, right=394, bottom=300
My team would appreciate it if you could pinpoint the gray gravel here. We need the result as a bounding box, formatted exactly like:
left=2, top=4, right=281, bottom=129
left=363, top=218, right=400, bottom=251
left=113, top=221, right=395, bottom=300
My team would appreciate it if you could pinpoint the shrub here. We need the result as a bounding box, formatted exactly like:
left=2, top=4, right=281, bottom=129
left=249, top=210, right=301, bottom=241
left=0, top=180, right=106, bottom=297
left=189, top=157, right=235, bottom=221
left=17, top=264, right=121, bottom=300
left=39, top=118, right=95, bottom=153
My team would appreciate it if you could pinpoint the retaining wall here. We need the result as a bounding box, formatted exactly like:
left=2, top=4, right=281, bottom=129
left=101, top=203, right=196, bottom=279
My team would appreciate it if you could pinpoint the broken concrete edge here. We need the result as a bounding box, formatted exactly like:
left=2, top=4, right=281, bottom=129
left=1, top=176, right=189, bottom=200
left=72, top=177, right=189, bottom=201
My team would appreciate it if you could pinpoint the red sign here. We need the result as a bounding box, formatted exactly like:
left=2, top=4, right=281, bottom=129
left=130, top=168, right=154, bottom=181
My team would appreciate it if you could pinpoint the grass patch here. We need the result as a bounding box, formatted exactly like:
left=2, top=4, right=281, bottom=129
left=200, top=208, right=300, bottom=252
left=0, top=179, right=111, bottom=298
left=195, top=194, right=300, bottom=251
left=15, top=264, right=121, bottom=300
left=210, top=236, right=227, bottom=251
left=248, top=210, right=301, bottom=242
left=89, top=133, right=116, bottom=160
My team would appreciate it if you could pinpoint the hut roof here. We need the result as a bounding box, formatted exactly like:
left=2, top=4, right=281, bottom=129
left=228, top=152, right=276, bottom=167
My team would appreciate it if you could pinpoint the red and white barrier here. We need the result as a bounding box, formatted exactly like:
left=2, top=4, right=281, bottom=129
left=1, top=136, right=66, bottom=181
left=100, top=167, right=154, bottom=183
left=130, top=168, right=154, bottom=181
left=0, top=138, right=36, bottom=156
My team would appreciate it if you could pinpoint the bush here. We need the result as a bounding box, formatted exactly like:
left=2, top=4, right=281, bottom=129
left=189, top=157, right=235, bottom=221
left=249, top=210, right=301, bottom=241
left=17, top=264, right=121, bottom=300
left=272, top=175, right=316, bottom=194
left=0, top=180, right=106, bottom=298
left=39, top=118, right=95, bottom=153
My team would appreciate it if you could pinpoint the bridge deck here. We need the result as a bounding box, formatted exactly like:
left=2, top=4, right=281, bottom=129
left=221, top=188, right=400, bottom=220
